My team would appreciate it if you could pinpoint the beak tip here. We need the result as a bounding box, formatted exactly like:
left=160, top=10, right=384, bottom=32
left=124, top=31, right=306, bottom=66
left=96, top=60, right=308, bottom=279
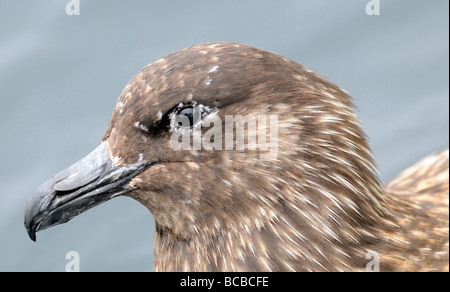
left=24, top=177, right=55, bottom=242
left=28, top=230, right=37, bottom=242
left=24, top=215, right=38, bottom=242
left=24, top=220, right=37, bottom=242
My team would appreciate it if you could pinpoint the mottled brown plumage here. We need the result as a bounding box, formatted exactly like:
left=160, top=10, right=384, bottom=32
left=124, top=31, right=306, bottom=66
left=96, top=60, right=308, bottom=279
left=26, top=42, right=449, bottom=271
left=383, top=150, right=449, bottom=271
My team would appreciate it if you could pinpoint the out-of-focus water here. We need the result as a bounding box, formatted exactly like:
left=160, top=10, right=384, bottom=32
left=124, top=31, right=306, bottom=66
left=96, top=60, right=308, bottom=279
left=0, top=1, right=448, bottom=271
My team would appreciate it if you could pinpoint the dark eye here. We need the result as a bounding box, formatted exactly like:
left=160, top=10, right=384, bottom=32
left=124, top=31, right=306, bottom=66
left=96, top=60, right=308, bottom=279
left=175, top=106, right=201, bottom=128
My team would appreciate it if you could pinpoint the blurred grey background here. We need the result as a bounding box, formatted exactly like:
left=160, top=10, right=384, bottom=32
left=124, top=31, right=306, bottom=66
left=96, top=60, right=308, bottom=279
left=0, top=0, right=448, bottom=271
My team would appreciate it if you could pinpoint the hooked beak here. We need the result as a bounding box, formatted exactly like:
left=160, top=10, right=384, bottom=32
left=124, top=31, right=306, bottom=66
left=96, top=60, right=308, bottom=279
left=24, top=142, right=152, bottom=241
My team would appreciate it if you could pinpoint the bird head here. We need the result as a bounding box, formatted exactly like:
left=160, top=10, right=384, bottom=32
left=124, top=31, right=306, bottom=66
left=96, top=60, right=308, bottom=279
left=25, top=43, right=386, bottom=257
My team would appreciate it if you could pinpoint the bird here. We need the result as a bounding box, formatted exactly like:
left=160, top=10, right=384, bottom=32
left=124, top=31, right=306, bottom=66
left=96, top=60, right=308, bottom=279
left=24, top=42, right=449, bottom=272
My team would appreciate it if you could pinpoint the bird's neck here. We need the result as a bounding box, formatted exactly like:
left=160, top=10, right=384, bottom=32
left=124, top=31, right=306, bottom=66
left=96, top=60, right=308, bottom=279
left=152, top=197, right=402, bottom=272
left=149, top=140, right=406, bottom=271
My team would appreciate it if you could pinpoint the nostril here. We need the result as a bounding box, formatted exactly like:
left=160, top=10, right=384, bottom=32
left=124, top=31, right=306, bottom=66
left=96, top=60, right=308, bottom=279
left=54, top=187, right=83, bottom=198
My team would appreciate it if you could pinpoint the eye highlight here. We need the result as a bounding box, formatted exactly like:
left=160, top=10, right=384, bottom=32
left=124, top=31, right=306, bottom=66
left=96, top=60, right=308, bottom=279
left=168, top=102, right=218, bottom=133
left=176, top=106, right=201, bottom=128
